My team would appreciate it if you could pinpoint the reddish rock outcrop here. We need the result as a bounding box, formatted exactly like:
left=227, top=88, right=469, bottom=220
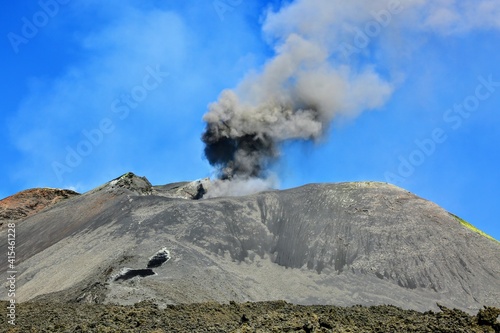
left=0, top=188, right=79, bottom=224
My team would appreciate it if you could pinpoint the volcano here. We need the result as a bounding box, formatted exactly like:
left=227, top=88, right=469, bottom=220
left=1, top=172, right=499, bottom=313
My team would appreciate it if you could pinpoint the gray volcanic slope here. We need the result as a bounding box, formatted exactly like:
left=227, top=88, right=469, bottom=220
left=1, top=173, right=499, bottom=313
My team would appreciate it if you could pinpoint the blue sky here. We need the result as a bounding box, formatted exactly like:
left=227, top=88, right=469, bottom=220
left=1, top=1, right=499, bottom=240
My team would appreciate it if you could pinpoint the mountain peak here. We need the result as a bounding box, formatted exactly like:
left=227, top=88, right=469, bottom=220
left=90, top=172, right=211, bottom=200
left=1, top=174, right=498, bottom=313
left=88, top=172, right=153, bottom=195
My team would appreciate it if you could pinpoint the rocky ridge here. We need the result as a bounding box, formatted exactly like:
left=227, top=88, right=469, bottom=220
left=1, top=172, right=499, bottom=322
left=0, top=187, right=79, bottom=226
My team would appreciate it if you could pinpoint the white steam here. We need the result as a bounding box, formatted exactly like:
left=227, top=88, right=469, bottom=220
left=203, top=176, right=277, bottom=199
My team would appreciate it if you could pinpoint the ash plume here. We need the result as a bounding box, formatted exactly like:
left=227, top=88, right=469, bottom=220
left=202, top=0, right=394, bottom=184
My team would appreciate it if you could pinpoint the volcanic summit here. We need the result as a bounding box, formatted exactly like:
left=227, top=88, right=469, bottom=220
left=1, top=172, right=499, bottom=315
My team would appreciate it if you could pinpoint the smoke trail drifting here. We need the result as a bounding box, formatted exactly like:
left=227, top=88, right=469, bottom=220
left=201, top=0, right=500, bottom=194
left=202, top=1, right=393, bottom=182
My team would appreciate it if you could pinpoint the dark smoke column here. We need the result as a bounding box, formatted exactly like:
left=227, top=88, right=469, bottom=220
left=201, top=90, right=324, bottom=180
left=202, top=127, right=274, bottom=180
left=201, top=1, right=394, bottom=182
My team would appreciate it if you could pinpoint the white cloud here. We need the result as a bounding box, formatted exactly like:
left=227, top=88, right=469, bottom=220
left=404, top=0, right=500, bottom=34
left=264, top=0, right=500, bottom=39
